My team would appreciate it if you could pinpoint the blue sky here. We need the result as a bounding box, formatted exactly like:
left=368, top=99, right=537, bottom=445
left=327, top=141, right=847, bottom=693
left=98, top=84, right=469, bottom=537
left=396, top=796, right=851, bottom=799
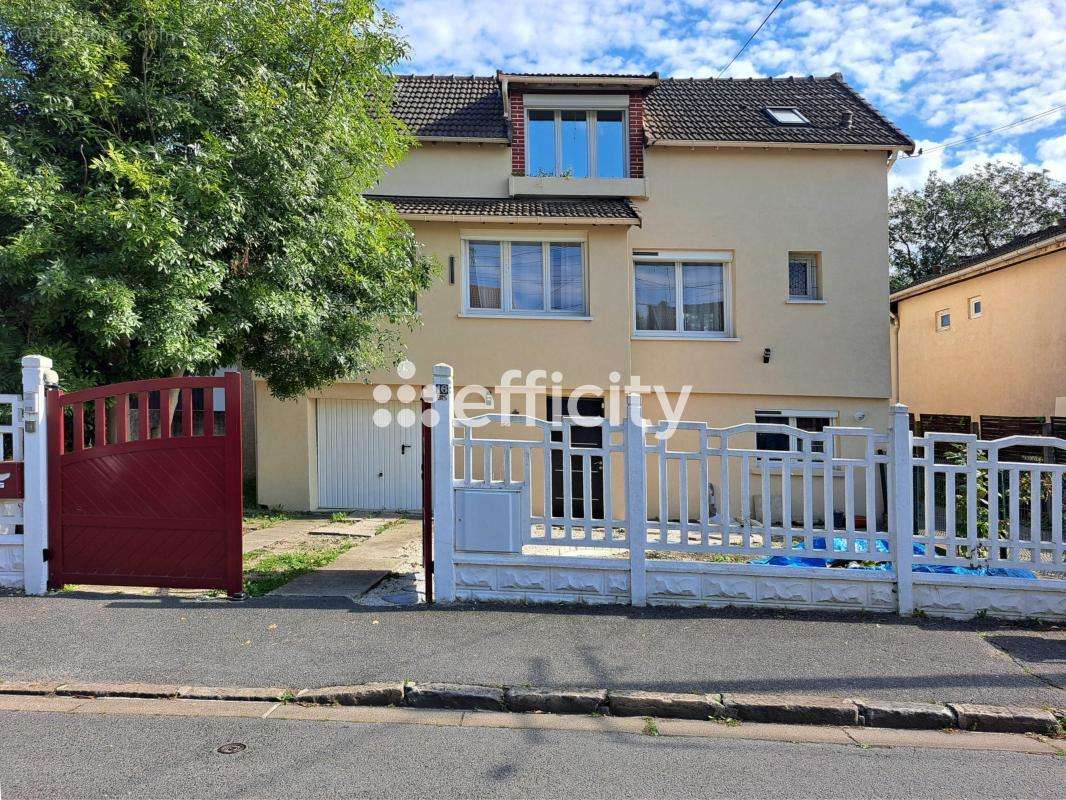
left=380, top=0, right=1066, bottom=191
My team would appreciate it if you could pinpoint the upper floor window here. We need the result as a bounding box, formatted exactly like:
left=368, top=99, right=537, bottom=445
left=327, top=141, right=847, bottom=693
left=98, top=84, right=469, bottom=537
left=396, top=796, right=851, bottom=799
left=633, top=253, right=732, bottom=338
left=525, top=98, right=628, bottom=179
left=936, top=309, right=951, bottom=331
left=464, top=237, right=587, bottom=317
left=788, top=252, right=822, bottom=301
left=968, top=296, right=982, bottom=318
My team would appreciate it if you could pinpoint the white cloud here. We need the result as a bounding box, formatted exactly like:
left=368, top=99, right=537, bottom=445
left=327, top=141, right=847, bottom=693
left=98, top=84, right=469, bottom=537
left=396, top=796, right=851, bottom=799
left=383, top=0, right=1066, bottom=186
left=1036, top=134, right=1066, bottom=178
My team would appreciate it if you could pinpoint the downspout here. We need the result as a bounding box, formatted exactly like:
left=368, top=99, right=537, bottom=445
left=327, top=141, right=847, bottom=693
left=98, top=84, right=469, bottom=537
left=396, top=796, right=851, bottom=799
left=889, top=310, right=901, bottom=403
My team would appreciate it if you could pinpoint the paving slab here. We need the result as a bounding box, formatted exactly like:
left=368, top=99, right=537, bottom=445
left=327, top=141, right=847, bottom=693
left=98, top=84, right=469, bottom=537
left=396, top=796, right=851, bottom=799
left=268, top=520, right=420, bottom=599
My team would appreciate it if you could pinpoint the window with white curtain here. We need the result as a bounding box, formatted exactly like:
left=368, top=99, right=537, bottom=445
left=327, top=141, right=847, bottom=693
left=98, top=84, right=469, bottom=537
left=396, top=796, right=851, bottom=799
left=463, top=238, right=587, bottom=316
left=633, top=255, right=731, bottom=337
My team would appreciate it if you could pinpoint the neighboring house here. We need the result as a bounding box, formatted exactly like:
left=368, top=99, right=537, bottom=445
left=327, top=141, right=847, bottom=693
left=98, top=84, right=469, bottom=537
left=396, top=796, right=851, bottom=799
left=255, top=71, right=913, bottom=512
left=890, top=220, right=1066, bottom=419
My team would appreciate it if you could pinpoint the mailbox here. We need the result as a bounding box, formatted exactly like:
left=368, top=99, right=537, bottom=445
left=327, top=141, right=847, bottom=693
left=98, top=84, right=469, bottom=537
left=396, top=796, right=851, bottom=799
left=454, top=486, right=526, bottom=553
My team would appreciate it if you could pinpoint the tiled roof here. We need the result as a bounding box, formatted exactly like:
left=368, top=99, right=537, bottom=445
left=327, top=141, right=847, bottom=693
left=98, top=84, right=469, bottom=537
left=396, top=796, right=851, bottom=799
left=391, top=73, right=912, bottom=150
left=502, top=72, right=660, bottom=79
left=644, top=76, right=913, bottom=148
left=367, top=195, right=641, bottom=222
left=892, top=220, right=1066, bottom=296
left=393, top=76, right=507, bottom=139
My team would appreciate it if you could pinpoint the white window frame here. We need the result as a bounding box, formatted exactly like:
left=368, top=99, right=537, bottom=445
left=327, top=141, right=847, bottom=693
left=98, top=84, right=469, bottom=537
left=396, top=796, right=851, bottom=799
left=936, top=309, right=951, bottom=331
left=460, top=233, right=589, bottom=319
left=631, top=251, right=734, bottom=339
left=787, top=251, right=823, bottom=302
left=968, top=296, right=982, bottom=318
left=523, top=94, right=629, bottom=179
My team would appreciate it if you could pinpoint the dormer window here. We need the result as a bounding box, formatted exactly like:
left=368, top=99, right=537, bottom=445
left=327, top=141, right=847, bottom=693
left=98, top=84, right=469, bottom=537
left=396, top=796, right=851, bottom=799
left=524, top=95, right=628, bottom=178
left=765, top=106, right=810, bottom=125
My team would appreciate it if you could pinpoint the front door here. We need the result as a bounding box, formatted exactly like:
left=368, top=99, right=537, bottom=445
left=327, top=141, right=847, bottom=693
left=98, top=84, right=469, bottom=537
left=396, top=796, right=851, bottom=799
left=548, top=396, right=605, bottom=519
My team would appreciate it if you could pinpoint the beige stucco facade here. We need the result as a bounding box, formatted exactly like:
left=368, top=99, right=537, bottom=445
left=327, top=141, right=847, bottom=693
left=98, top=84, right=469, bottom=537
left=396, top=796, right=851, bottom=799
left=891, top=242, right=1066, bottom=419
left=256, top=140, right=897, bottom=511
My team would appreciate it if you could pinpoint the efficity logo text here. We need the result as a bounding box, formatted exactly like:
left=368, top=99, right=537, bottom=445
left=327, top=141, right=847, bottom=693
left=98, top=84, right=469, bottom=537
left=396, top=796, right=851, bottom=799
left=371, top=361, right=692, bottom=438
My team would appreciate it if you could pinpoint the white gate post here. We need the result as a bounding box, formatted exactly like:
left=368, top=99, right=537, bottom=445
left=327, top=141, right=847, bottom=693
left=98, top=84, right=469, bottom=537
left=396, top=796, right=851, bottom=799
left=890, top=403, right=914, bottom=616
left=21, top=355, right=54, bottom=596
left=431, top=363, right=456, bottom=603
left=624, top=393, right=648, bottom=607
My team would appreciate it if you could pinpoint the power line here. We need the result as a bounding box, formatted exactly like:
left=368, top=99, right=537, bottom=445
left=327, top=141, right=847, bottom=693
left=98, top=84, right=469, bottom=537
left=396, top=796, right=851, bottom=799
left=902, top=103, right=1066, bottom=158
left=716, top=0, right=786, bottom=78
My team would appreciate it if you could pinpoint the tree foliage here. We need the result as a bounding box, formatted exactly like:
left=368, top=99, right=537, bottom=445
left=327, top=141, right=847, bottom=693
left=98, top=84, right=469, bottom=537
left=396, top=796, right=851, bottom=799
left=889, top=163, right=1066, bottom=291
left=0, top=0, right=433, bottom=396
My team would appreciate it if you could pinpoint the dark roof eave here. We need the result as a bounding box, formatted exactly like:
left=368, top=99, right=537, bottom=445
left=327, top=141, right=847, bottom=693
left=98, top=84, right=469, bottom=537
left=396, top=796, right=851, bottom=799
left=366, top=194, right=642, bottom=224
left=890, top=224, right=1066, bottom=300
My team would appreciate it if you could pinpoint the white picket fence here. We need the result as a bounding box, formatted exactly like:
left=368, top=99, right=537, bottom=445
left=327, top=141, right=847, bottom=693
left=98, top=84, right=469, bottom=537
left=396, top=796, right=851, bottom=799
left=430, top=364, right=1066, bottom=620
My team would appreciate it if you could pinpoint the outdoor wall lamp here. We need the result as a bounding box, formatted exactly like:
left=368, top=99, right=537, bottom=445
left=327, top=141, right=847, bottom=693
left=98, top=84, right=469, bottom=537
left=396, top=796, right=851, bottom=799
left=762, top=347, right=772, bottom=364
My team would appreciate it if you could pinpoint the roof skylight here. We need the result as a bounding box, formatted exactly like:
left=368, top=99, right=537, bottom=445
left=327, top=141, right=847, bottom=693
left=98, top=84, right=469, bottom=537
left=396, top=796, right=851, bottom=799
left=765, top=107, right=810, bottom=125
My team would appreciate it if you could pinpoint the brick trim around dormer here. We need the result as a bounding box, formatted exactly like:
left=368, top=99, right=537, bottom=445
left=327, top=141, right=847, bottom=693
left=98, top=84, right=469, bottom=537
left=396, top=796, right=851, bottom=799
left=510, top=93, right=525, bottom=176
left=628, top=92, right=645, bottom=178
left=508, top=90, right=645, bottom=177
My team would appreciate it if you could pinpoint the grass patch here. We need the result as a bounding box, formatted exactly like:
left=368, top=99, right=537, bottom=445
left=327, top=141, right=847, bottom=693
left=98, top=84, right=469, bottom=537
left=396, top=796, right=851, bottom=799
left=243, top=506, right=295, bottom=530
left=329, top=511, right=348, bottom=523
left=243, top=540, right=358, bottom=596
left=642, top=717, right=660, bottom=736
left=374, top=518, right=406, bottom=535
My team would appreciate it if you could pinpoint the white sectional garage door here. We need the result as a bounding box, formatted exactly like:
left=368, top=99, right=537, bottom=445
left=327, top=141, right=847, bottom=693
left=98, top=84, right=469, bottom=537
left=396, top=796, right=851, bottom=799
left=316, top=399, right=422, bottom=511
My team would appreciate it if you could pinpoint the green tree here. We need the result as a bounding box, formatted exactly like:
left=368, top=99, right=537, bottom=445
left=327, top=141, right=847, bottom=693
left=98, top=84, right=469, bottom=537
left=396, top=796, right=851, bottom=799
left=0, top=0, right=433, bottom=397
left=889, top=163, right=1066, bottom=291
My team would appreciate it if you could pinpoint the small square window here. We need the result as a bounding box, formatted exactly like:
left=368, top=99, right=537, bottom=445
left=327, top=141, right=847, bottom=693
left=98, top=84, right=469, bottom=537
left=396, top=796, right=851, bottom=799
left=765, top=107, right=810, bottom=125
left=788, top=252, right=821, bottom=300
left=969, top=296, right=982, bottom=318
left=936, top=309, right=951, bottom=331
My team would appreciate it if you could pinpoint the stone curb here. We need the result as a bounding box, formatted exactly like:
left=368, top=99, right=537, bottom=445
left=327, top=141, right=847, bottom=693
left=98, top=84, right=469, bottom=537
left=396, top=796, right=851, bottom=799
left=1, top=680, right=1061, bottom=736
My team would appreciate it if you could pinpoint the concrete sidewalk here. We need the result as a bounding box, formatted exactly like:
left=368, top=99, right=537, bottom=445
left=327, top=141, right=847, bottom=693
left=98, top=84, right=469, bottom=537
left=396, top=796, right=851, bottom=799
left=0, top=593, right=1061, bottom=708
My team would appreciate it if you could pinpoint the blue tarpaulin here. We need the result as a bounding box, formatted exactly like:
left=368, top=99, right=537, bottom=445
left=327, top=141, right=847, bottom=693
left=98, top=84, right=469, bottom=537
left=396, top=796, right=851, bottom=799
left=752, top=538, right=1037, bottom=579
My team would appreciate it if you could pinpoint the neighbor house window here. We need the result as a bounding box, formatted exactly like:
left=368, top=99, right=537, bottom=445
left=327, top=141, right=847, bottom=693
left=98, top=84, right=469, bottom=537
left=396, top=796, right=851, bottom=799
left=464, top=238, right=587, bottom=316
left=525, top=107, right=627, bottom=178
left=969, top=296, right=982, bottom=318
left=936, top=309, right=951, bottom=331
left=765, top=106, right=810, bottom=125
left=788, top=252, right=821, bottom=300
left=755, top=411, right=835, bottom=454
left=634, top=254, right=731, bottom=337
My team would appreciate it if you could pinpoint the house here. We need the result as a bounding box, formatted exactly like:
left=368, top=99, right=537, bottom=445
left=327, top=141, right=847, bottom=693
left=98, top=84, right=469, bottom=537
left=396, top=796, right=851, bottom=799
left=890, top=220, right=1066, bottom=419
left=254, top=71, right=914, bottom=512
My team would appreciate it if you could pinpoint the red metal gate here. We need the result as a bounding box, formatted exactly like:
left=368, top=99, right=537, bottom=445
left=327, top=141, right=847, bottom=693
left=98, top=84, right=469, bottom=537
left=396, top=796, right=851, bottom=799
left=47, top=375, right=243, bottom=594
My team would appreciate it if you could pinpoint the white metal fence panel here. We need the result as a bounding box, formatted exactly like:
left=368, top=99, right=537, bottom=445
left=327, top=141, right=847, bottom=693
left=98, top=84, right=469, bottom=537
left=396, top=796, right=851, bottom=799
left=912, top=433, right=1066, bottom=574
left=643, top=421, right=893, bottom=563
left=453, top=414, right=628, bottom=549
left=432, top=365, right=1066, bottom=619
left=0, top=393, right=24, bottom=587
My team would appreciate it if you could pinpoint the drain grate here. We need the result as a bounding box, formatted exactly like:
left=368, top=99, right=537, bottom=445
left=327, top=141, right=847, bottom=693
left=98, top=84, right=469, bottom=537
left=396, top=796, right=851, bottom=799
left=216, top=743, right=246, bottom=754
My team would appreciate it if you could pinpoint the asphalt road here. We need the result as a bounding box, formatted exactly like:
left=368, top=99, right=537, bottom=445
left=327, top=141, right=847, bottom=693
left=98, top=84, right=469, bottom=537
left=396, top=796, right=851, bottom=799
left=0, top=593, right=1062, bottom=706
left=0, top=710, right=1061, bottom=799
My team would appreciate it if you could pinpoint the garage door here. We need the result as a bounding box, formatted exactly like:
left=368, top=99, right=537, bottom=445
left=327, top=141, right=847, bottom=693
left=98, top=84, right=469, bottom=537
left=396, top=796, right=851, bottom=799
left=316, top=399, right=422, bottom=511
